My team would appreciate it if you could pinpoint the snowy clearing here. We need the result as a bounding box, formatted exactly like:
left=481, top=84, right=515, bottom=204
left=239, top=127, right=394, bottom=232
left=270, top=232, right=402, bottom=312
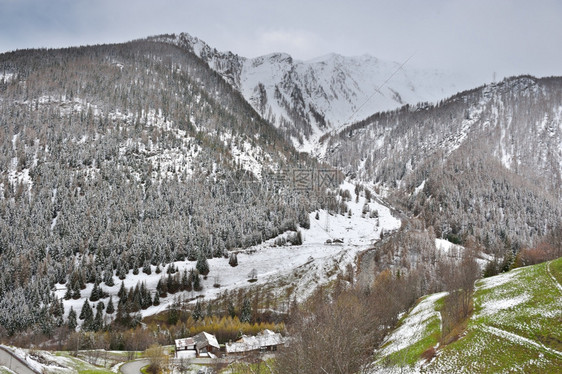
left=56, top=181, right=401, bottom=321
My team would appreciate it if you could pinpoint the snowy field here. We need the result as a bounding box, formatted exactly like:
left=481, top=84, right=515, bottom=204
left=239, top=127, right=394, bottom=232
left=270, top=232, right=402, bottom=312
left=55, top=181, right=401, bottom=322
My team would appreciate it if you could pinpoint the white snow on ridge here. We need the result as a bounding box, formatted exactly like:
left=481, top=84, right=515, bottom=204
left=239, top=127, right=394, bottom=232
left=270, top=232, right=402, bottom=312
left=160, top=33, right=479, bottom=153
left=239, top=52, right=476, bottom=151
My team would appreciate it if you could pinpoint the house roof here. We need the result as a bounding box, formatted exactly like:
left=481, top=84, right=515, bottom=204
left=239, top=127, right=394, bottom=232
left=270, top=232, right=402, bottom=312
left=193, top=331, right=220, bottom=350
left=225, top=329, right=284, bottom=353
left=175, top=337, right=194, bottom=349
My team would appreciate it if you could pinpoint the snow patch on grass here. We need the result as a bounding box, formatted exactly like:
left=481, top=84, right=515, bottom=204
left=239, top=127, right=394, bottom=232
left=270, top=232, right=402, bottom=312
left=376, top=292, right=447, bottom=358
left=475, top=269, right=519, bottom=291
left=478, top=293, right=530, bottom=317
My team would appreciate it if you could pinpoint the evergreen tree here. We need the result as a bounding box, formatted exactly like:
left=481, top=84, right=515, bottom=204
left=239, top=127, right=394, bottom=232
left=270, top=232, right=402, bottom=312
left=71, top=281, right=81, bottom=299
left=140, top=282, right=152, bottom=309
left=103, top=265, right=115, bottom=287
left=142, top=261, right=152, bottom=275
left=152, top=292, right=160, bottom=306
left=38, top=306, right=54, bottom=337
left=117, top=264, right=127, bottom=280
left=67, top=307, right=77, bottom=331
left=192, top=301, right=202, bottom=321
left=240, top=298, right=251, bottom=323
left=192, top=270, right=202, bottom=291
left=157, top=278, right=168, bottom=297
left=106, top=296, right=115, bottom=314
left=228, top=253, right=238, bottom=267
left=64, top=286, right=72, bottom=300
left=118, top=281, right=126, bottom=300
left=196, top=256, right=210, bottom=276
left=81, top=301, right=94, bottom=331
left=181, top=269, right=191, bottom=291
left=131, top=284, right=141, bottom=312
left=186, top=269, right=194, bottom=292
left=90, top=282, right=100, bottom=302
left=92, top=303, right=104, bottom=332
left=79, top=299, right=93, bottom=321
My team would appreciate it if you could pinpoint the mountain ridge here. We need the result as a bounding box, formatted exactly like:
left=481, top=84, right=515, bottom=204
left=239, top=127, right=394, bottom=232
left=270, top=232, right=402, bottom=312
left=321, top=74, right=562, bottom=249
left=152, top=32, right=477, bottom=152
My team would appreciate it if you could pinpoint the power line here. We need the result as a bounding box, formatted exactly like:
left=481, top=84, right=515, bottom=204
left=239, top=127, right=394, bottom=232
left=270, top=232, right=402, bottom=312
left=344, top=53, right=416, bottom=126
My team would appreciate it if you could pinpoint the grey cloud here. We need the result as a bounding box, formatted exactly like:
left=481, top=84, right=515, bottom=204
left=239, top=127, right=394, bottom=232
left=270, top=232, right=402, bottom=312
left=0, top=0, right=561, bottom=84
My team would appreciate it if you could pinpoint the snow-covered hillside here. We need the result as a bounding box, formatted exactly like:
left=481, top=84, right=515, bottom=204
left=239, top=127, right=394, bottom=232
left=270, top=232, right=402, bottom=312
left=154, top=33, right=476, bottom=152
left=55, top=181, right=401, bottom=324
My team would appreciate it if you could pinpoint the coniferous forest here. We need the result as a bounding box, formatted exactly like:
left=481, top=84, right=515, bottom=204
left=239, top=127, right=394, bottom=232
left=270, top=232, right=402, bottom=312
left=0, top=40, right=326, bottom=337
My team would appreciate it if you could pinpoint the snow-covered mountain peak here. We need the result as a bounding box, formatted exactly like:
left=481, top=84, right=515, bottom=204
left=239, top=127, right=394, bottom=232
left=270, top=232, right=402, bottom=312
left=256, top=52, right=293, bottom=64
left=155, top=33, right=477, bottom=152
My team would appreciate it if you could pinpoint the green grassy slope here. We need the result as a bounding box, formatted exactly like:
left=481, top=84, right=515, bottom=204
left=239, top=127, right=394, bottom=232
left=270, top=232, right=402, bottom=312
left=370, top=257, right=562, bottom=373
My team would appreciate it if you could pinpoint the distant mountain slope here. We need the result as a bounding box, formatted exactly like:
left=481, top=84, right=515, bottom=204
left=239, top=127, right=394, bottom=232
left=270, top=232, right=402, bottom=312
left=153, top=33, right=474, bottom=151
left=369, top=257, right=562, bottom=373
left=322, top=76, right=562, bottom=250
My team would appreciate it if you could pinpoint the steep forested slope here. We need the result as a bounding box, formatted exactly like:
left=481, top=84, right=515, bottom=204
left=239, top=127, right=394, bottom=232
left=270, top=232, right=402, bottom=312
left=0, top=40, right=324, bottom=335
left=322, top=76, right=562, bottom=252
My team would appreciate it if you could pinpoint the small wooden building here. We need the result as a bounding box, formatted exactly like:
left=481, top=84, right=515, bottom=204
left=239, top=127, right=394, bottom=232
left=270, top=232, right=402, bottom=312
left=193, top=331, right=220, bottom=358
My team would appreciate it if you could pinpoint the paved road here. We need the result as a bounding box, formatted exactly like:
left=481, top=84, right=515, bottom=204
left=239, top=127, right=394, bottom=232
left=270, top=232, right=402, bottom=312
left=120, top=359, right=150, bottom=374
left=0, top=347, right=40, bottom=374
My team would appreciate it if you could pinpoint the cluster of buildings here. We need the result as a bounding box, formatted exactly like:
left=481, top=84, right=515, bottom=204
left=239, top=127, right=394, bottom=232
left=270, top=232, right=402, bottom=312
left=174, top=329, right=284, bottom=358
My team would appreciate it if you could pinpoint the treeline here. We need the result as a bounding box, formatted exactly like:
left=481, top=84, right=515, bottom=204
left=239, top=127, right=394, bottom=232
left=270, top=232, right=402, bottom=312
left=2, top=279, right=287, bottom=351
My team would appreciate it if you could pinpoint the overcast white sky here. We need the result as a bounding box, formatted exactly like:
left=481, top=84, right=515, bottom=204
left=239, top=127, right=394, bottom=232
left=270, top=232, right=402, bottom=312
left=1, top=0, right=561, bottom=83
